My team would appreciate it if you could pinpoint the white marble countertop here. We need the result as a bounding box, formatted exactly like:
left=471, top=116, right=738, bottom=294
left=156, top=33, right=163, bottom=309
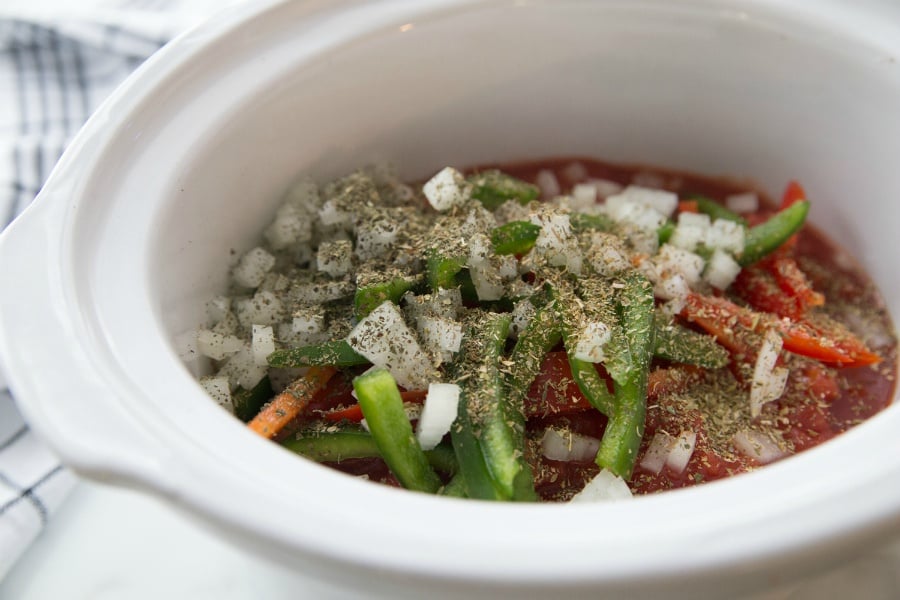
left=2, top=478, right=899, bottom=600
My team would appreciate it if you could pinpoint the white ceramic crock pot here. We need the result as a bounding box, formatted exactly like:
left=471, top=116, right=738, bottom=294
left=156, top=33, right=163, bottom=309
left=2, top=1, right=900, bottom=598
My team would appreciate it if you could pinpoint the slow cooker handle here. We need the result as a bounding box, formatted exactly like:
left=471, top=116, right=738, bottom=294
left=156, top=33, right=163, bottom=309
left=0, top=186, right=177, bottom=494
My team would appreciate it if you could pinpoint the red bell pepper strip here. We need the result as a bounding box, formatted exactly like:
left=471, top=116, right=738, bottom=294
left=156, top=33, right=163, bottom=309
left=680, top=293, right=880, bottom=368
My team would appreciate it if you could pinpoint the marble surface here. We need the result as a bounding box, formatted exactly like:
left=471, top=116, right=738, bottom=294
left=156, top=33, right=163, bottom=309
left=2, top=479, right=899, bottom=600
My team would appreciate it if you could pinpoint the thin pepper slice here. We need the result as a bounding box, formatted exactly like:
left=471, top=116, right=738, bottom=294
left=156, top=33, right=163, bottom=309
left=595, top=271, right=654, bottom=480
left=352, top=368, right=442, bottom=493
left=739, top=200, right=810, bottom=266
left=686, top=194, right=748, bottom=225
left=551, top=284, right=616, bottom=416
left=426, top=248, right=467, bottom=291
left=232, top=376, right=274, bottom=422
left=468, top=170, right=540, bottom=210
left=451, top=311, right=537, bottom=501
left=354, top=277, right=418, bottom=318
left=506, top=299, right=562, bottom=404
left=267, top=340, right=369, bottom=369
left=283, top=428, right=458, bottom=475
left=491, top=221, right=541, bottom=256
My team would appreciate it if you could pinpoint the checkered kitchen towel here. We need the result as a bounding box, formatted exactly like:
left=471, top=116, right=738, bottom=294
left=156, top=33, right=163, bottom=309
left=0, top=0, right=231, bottom=579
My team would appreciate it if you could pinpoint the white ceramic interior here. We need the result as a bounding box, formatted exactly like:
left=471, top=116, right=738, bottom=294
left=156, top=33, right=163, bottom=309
left=2, top=1, right=900, bottom=598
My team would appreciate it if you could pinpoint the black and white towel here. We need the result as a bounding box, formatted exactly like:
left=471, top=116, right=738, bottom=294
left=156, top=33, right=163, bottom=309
left=0, top=0, right=228, bottom=579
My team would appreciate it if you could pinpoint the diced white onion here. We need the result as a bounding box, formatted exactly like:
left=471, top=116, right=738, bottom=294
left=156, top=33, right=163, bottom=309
left=264, top=201, right=312, bottom=250
left=704, top=249, right=742, bottom=290
left=606, top=196, right=668, bottom=232
left=415, top=383, right=461, bottom=450
left=535, top=169, right=561, bottom=198
left=732, top=429, right=788, bottom=465
left=570, top=468, right=633, bottom=502
left=705, top=218, right=745, bottom=253
left=251, top=324, right=276, bottom=366
left=725, top=192, right=759, bottom=213
left=750, top=329, right=789, bottom=417
left=654, top=272, right=690, bottom=303
left=573, top=322, right=612, bottom=363
left=587, top=178, right=623, bottom=200
left=417, top=315, right=463, bottom=363
left=612, top=185, right=678, bottom=217
left=669, top=212, right=711, bottom=251
left=200, top=375, right=233, bottom=412
left=232, top=247, right=276, bottom=289
left=355, top=220, right=399, bottom=260
left=639, top=431, right=674, bottom=475
left=540, top=428, right=601, bottom=462
left=316, top=239, right=353, bottom=277
left=347, top=301, right=433, bottom=390
left=654, top=244, right=705, bottom=287
left=235, top=290, right=284, bottom=328
left=665, top=430, right=697, bottom=474
left=218, top=345, right=268, bottom=390
left=562, top=161, right=589, bottom=182
left=571, top=183, right=598, bottom=207
left=206, top=295, right=231, bottom=325
left=318, top=198, right=352, bottom=227
left=423, top=167, right=470, bottom=211
left=197, top=329, right=245, bottom=361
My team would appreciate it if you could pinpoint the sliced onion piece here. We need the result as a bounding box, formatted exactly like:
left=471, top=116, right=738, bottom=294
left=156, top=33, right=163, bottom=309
left=725, top=191, right=759, bottom=213
left=540, top=428, right=601, bottom=462
left=415, top=383, right=461, bottom=450
left=423, top=166, right=470, bottom=211
left=665, top=430, right=697, bottom=474
left=732, top=429, right=788, bottom=465
left=639, top=431, right=674, bottom=475
left=347, top=301, right=433, bottom=390
left=570, top=468, right=633, bottom=503
left=750, top=329, right=789, bottom=417
left=251, top=324, right=276, bottom=366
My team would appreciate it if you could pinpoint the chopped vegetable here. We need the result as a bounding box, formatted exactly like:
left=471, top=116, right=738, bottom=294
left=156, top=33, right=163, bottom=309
left=198, top=160, right=894, bottom=502
left=353, top=368, right=442, bottom=493
left=248, top=366, right=336, bottom=439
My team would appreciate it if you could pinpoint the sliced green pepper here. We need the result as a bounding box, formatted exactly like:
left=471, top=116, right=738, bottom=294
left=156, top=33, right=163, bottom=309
left=551, top=284, right=616, bottom=416
left=490, top=221, right=541, bottom=256
left=450, top=311, right=537, bottom=501
left=267, top=340, right=369, bottom=369
left=739, top=200, right=810, bottom=266
left=232, top=376, right=273, bottom=422
left=352, top=368, right=441, bottom=493
left=595, top=271, right=654, bottom=479
left=354, top=277, right=417, bottom=318
left=687, top=195, right=748, bottom=225
left=426, top=248, right=467, bottom=291
left=468, top=170, right=540, bottom=210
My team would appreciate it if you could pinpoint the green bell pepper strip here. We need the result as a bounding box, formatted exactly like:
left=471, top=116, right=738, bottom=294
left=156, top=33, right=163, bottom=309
left=354, top=277, right=418, bottom=318
left=569, top=212, right=615, bottom=233
left=468, top=170, right=540, bottom=210
left=267, top=340, right=369, bottom=369
left=506, top=300, right=562, bottom=404
left=283, top=429, right=458, bottom=474
left=687, top=195, right=748, bottom=225
left=550, top=284, right=616, bottom=416
left=653, top=317, right=729, bottom=369
left=439, top=472, right=469, bottom=498
left=352, top=368, right=442, bottom=493
left=739, top=200, right=810, bottom=266
left=232, top=376, right=274, bottom=422
left=426, top=248, right=467, bottom=291
left=490, top=221, right=541, bottom=256
left=450, top=312, right=537, bottom=501
left=282, top=428, right=380, bottom=462
left=595, top=271, right=655, bottom=480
